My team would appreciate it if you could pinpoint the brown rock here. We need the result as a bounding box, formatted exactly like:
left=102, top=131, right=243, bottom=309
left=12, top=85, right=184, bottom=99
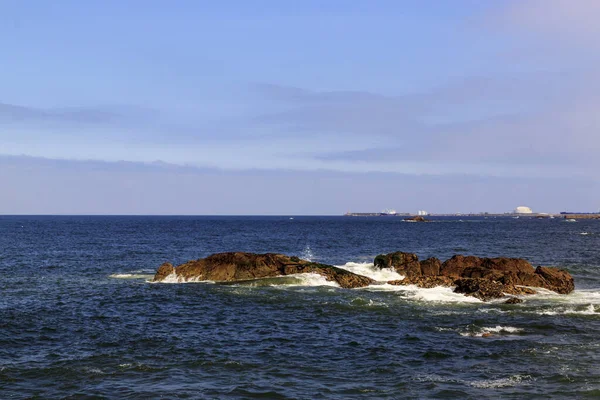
left=374, top=251, right=421, bottom=277
left=154, top=263, right=175, bottom=281
left=420, top=257, right=442, bottom=276
left=504, top=297, right=523, bottom=304
left=503, top=286, right=537, bottom=296
left=534, top=266, right=575, bottom=294
left=404, top=216, right=427, bottom=222
left=389, top=275, right=455, bottom=289
left=152, top=252, right=374, bottom=289
left=440, top=255, right=485, bottom=278
left=376, top=250, right=574, bottom=299
left=453, top=278, right=507, bottom=301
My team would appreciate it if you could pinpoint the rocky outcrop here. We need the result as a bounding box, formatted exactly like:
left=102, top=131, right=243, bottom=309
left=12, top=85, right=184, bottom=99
left=376, top=251, right=574, bottom=301
left=403, top=216, right=428, bottom=222
left=389, top=275, right=454, bottom=289
left=534, top=266, right=575, bottom=295
left=152, top=250, right=574, bottom=300
left=504, top=297, right=523, bottom=304
left=152, top=252, right=374, bottom=289
left=154, top=262, right=175, bottom=281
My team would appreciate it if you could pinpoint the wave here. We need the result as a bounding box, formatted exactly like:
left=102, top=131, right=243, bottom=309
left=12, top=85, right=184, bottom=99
left=335, top=262, right=482, bottom=303
left=151, top=272, right=210, bottom=284
left=413, top=373, right=534, bottom=389
left=526, top=288, right=600, bottom=305
left=366, top=283, right=482, bottom=303
left=469, top=374, right=534, bottom=388
left=459, top=325, right=524, bottom=337
left=109, top=273, right=154, bottom=279
left=335, top=262, right=404, bottom=281
left=153, top=272, right=339, bottom=287
left=535, top=304, right=597, bottom=316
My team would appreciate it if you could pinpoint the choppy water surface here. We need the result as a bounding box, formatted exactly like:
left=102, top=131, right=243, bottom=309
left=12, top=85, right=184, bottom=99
left=1, top=216, right=600, bottom=398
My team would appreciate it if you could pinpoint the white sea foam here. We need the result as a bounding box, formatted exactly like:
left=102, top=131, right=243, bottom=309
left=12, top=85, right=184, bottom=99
left=109, top=273, right=154, bottom=279
left=301, top=245, right=314, bottom=261
left=469, top=374, right=533, bottom=388
left=366, top=283, right=482, bottom=303
left=460, top=326, right=524, bottom=337
left=536, top=304, right=597, bottom=316
left=526, top=288, right=600, bottom=305
left=413, top=374, right=533, bottom=388
left=277, top=273, right=339, bottom=287
left=335, top=262, right=404, bottom=282
left=152, top=272, right=211, bottom=284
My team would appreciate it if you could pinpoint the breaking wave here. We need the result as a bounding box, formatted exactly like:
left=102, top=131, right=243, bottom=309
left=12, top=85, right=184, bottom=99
left=365, top=283, right=482, bottom=303
left=335, top=262, right=404, bottom=281
left=459, top=325, right=524, bottom=337
left=109, top=272, right=154, bottom=279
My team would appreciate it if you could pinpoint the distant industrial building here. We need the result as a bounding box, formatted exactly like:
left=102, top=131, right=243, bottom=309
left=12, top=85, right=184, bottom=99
left=514, top=206, right=533, bottom=214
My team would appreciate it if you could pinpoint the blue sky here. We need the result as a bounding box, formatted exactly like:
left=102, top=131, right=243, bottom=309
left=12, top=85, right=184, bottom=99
left=1, top=0, right=599, bottom=214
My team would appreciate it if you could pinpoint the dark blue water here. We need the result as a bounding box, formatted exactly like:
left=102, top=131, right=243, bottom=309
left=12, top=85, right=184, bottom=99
left=1, top=216, right=600, bottom=398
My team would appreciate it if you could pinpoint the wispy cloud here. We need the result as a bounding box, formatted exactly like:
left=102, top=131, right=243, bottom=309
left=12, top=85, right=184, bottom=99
left=2, top=155, right=597, bottom=215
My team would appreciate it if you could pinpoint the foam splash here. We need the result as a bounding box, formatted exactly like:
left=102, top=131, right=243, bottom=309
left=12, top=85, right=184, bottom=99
left=366, top=283, right=482, bottom=303
left=272, top=273, right=339, bottom=288
left=526, top=288, right=600, bottom=305
left=109, top=273, right=154, bottom=280
left=536, top=304, right=597, bottom=316
left=335, top=262, right=404, bottom=282
left=301, top=245, right=314, bottom=262
left=153, top=272, right=339, bottom=287
left=413, top=374, right=533, bottom=388
left=152, top=272, right=210, bottom=284
left=460, top=326, right=524, bottom=337
left=469, top=374, right=533, bottom=388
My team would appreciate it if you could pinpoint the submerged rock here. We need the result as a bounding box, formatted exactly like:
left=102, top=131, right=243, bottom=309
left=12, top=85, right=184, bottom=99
left=403, top=216, right=428, bottom=222
left=388, top=275, right=454, bottom=289
left=453, top=278, right=507, bottom=301
left=377, top=251, right=574, bottom=300
left=152, top=252, right=374, bottom=289
left=504, top=297, right=523, bottom=304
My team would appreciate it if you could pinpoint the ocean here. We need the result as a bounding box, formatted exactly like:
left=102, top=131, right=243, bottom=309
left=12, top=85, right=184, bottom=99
left=1, top=215, right=599, bottom=398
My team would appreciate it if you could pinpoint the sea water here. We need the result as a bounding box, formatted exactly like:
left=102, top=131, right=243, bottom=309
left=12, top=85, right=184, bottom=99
left=1, top=216, right=599, bottom=398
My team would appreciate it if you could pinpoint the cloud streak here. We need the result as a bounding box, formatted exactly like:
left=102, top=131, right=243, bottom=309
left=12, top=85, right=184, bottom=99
left=1, top=155, right=597, bottom=215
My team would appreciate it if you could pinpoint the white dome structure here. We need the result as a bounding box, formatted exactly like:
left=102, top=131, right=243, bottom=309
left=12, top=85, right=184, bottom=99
left=514, top=206, right=533, bottom=214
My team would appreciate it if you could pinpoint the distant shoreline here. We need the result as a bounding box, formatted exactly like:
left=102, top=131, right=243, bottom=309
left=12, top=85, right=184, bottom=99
left=344, top=212, right=600, bottom=219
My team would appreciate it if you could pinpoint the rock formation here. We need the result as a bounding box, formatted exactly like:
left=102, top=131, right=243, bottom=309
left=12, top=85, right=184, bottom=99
left=377, top=251, right=574, bottom=301
left=403, top=216, right=428, bottom=222
left=152, top=252, right=374, bottom=289
left=152, top=250, right=575, bottom=302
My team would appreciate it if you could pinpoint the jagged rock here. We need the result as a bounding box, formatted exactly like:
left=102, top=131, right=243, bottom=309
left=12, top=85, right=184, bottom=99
left=404, top=216, right=427, bottom=222
left=453, top=278, right=507, bottom=301
left=504, top=297, right=523, bottom=304
left=375, top=251, right=574, bottom=300
left=376, top=251, right=422, bottom=277
left=153, top=252, right=374, bottom=289
left=534, top=266, right=575, bottom=294
left=420, top=257, right=442, bottom=276
left=154, top=262, right=175, bottom=281
left=388, top=275, right=455, bottom=288
left=502, top=286, right=537, bottom=296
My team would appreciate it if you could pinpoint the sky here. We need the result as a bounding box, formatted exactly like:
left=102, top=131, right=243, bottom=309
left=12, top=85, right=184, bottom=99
left=1, top=0, right=599, bottom=214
